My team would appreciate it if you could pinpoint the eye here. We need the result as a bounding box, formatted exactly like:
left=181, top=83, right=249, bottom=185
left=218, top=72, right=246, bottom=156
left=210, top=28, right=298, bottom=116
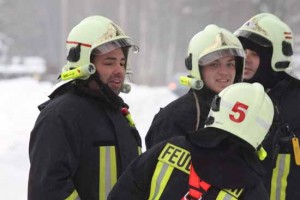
left=227, top=62, right=235, bottom=67
left=104, top=61, right=114, bottom=66
left=207, top=62, right=218, bottom=68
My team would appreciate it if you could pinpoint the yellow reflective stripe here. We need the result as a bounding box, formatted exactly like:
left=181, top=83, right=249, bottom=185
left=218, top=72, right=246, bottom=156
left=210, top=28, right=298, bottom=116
left=216, top=190, right=237, bottom=200
left=99, top=147, right=106, bottom=200
left=65, top=189, right=80, bottom=200
left=138, top=146, right=142, bottom=155
left=270, top=154, right=291, bottom=200
left=223, top=189, right=243, bottom=199
left=99, top=146, right=117, bottom=200
left=148, top=161, right=174, bottom=200
left=110, top=146, right=117, bottom=187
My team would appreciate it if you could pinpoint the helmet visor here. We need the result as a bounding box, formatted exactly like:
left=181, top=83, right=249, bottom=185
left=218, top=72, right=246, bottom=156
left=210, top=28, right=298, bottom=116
left=235, top=30, right=272, bottom=47
left=92, top=38, right=139, bottom=55
left=199, top=48, right=245, bottom=66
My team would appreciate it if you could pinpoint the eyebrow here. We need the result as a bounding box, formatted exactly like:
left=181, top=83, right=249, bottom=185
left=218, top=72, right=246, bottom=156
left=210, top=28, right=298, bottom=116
left=104, top=57, right=126, bottom=61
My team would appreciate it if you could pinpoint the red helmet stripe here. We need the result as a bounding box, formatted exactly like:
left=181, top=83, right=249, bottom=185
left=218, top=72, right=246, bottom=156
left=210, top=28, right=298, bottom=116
left=66, top=41, right=92, bottom=48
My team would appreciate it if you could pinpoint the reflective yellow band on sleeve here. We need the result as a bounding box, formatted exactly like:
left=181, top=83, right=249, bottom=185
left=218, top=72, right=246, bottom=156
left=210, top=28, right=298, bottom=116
left=65, top=189, right=80, bottom=200
left=216, top=190, right=238, bottom=200
left=215, top=188, right=243, bottom=200
left=270, top=153, right=291, bottom=200
left=148, top=161, right=174, bottom=200
left=158, top=143, right=191, bottom=174
left=99, top=146, right=117, bottom=200
left=110, top=146, right=117, bottom=186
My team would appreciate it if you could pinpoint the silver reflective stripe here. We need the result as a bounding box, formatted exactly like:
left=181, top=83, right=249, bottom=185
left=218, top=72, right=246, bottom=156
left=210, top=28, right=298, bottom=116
left=152, top=163, right=168, bottom=198
left=216, top=189, right=240, bottom=200
left=99, top=146, right=117, bottom=200
left=270, top=154, right=291, bottom=200
left=256, top=116, right=270, bottom=131
left=223, top=194, right=234, bottom=200
left=105, top=146, right=112, bottom=196
left=148, top=161, right=174, bottom=200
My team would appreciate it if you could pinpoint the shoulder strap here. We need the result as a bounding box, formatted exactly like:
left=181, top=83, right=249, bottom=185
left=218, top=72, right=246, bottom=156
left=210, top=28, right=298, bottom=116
left=192, top=91, right=201, bottom=131
left=182, top=164, right=211, bottom=200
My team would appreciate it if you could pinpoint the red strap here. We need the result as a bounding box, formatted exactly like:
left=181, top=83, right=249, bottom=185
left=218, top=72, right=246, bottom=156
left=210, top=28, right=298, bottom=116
left=182, top=164, right=211, bottom=200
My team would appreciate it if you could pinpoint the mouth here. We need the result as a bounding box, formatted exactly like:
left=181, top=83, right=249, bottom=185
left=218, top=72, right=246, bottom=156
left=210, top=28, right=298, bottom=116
left=109, top=78, right=123, bottom=88
left=111, top=78, right=122, bottom=84
left=216, top=79, right=230, bottom=83
left=244, top=68, right=252, bottom=73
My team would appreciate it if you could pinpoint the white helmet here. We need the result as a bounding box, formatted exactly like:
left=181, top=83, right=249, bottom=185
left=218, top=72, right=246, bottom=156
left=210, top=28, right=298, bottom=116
left=182, top=24, right=245, bottom=90
left=234, top=13, right=294, bottom=72
left=205, top=82, right=274, bottom=149
left=50, top=16, right=138, bottom=96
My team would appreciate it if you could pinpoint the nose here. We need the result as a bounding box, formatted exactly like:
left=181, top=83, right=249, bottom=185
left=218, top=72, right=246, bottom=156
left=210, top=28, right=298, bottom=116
left=218, top=64, right=228, bottom=74
left=245, top=54, right=251, bottom=63
left=113, top=63, right=126, bottom=75
left=245, top=52, right=252, bottom=64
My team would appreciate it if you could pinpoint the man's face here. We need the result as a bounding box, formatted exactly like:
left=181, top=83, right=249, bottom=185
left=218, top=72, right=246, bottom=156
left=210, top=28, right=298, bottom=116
left=202, top=55, right=236, bottom=93
left=243, top=49, right=260, bottom=80
left=93, top=48, right=126, bottom=94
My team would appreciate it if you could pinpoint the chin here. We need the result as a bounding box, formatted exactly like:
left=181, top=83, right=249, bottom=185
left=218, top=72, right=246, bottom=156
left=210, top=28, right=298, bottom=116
left=244, top=72, right=253, bottom=79
left=112, top=88, right=121, bottom=95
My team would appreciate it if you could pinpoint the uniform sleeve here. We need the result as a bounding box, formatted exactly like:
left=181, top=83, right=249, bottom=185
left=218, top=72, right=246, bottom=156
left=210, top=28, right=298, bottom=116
left=107, top=146, right=161, bottom=200
left=28, top=109, right=81, bottom=200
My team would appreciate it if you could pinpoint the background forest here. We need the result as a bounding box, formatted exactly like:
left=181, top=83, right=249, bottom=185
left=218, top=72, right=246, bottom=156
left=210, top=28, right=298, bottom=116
left=0, top=0, right=299, bottom=85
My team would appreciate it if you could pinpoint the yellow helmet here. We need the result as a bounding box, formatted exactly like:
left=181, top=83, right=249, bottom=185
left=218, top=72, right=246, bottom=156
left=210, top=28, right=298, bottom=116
left=52, top=16, right=138, bottom=95
left=235, top=13, right=294, bottom=72
left=182, top=24, right=245, bottom=90
left=206, top=82, right=274, bottom=149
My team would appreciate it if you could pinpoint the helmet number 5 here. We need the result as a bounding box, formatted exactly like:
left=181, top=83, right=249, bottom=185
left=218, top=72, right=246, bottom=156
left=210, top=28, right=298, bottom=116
left=229, top=102, right=249, bottom=123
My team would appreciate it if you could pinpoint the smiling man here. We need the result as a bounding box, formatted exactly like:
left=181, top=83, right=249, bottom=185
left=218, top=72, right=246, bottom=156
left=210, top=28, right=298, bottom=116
left=145, top=24, right=245, bottom=149
left=28, top=16, right=141, bottom=200
left=90, top=48, right=127, bottom=94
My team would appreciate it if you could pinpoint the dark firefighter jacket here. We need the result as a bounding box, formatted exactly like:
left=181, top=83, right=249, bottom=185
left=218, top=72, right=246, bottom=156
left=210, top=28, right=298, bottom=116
left=261, top=74, right=300, bottom=200
left=145, top=86, right=216, bottom=149
left=28, top=84, right=141, bottom=200
left=108, top=128, right=269, bottom=200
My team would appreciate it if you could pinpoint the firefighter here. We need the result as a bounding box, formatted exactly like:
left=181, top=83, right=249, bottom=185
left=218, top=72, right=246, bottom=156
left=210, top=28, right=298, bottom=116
left=145, top=24, right=245, bottom=149
left=108, top=82, right=274, bottom=200
left=235, top=13, right=300, bottom=200
left=28, top=16, right=141, bottom=200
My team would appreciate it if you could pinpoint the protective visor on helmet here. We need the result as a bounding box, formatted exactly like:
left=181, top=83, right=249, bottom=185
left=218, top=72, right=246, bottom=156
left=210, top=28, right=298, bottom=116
left=92, top=38, right=139, bottom=55
left=235, top=30, right=272, bottom=47
left=199, top=48, right=245, bottom=66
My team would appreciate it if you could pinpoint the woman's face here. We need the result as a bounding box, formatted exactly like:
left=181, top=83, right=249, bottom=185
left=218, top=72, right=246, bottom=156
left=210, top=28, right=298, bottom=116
left=201, top=55, right=236, bottom=93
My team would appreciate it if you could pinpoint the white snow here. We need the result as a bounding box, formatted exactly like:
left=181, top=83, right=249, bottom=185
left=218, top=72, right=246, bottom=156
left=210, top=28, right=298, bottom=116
left=0, top=77, right=177, bottom=199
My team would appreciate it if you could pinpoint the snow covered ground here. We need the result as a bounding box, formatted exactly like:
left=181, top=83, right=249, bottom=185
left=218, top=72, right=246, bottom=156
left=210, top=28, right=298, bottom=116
left=0, top=77, right=177, bottom=199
